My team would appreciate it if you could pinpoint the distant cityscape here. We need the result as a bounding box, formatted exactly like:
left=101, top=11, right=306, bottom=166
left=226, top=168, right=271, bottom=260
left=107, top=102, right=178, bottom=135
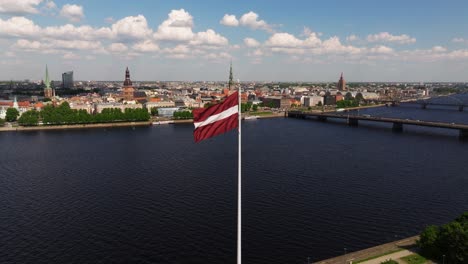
left=1, top=64, right=467, bottom=121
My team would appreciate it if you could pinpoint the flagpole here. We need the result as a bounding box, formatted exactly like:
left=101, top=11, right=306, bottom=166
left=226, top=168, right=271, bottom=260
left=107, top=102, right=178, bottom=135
left=237, top=79, right=242, bottom=264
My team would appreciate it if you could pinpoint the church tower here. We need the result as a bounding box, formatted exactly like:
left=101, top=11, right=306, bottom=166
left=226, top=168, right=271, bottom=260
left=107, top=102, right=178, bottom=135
left=228, top=61, right=234, bottom=91
left=44, top=65, right=54, bottom=98
left=337, top=72, right=346, bottom=91
left=122, top=67, right=135, bottom=101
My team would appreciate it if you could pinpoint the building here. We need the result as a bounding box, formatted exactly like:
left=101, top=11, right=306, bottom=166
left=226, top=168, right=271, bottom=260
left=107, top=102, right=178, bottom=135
left=260, top=96, right=291, bottom=109
left=44, top=65, right=54, bottom=98
left=302, top=96, right=324, bottom=107
left=95, top=102, right=142, bottom=114
left=62, top=71, right=74, bottom=89
left=337, top=72, right=346, bottom=91
left=121, top=67, right=135, bottom=101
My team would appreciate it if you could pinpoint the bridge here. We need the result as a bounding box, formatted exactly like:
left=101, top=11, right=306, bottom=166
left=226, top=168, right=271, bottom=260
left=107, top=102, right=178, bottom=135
left=374, top=94, right=468, bottom=111
left=288, top=111, right=468, bottom=140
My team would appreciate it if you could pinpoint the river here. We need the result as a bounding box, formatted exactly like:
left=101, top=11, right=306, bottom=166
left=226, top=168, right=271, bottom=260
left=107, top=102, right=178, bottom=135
left=1, top=98, right=467, bottom=264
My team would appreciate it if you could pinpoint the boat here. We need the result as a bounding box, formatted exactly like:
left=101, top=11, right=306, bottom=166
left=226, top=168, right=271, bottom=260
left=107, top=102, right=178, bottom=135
left=152, top=121, right=174, bottom=125
left=244, top=116, right=259, bottom=120
left=336, top=108, right=345, bottom=112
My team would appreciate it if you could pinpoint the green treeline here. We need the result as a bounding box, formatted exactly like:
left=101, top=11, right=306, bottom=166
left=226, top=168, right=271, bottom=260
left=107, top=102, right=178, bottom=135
left=418, top=212, right=468, bottom=263
left=336, top=99, right=359, bottom=108
left=18, top=102, right=150, bottom=126
left=173, top=110, right=193, bottom=119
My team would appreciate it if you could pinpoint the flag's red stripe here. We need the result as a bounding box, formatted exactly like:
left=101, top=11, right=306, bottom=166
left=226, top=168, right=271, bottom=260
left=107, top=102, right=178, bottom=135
left=194, top=113, right=238, bottom=142
left=193, top=92, right=238, bottom=123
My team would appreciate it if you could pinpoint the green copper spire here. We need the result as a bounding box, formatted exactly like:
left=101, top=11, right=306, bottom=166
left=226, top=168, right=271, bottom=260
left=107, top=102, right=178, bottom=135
left=45, top=64, right=51, bottom=89
left=228, top=61, right=234, bottom=90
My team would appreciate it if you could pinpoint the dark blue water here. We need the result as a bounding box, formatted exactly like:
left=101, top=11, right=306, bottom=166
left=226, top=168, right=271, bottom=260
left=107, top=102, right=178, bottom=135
left=1, top=98, right=468, bottom=264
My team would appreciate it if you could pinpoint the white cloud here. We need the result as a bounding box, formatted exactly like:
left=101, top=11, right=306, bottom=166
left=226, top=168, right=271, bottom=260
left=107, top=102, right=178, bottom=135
left=369, top=45, right=394, bottom=54
left=13, top=39, right=104, bottom=53
left=265, top=33, right=303, bottom=48
left=244, top=37, right=260, bottom=47
left=239, top=11, right=273, bottom=32
left=452, top=37, right=468, bottom=44
left=60, top=4, right=84, bottom=23
left=111, top=15, right=152, bottom=41
left=0, top=17, right=41, bottom=38
left=367, top=32, right=416, bottom=44
left=109, top=43, right=128, bottom=52
left=0, top=0, right=43, bottom=15
left=432, top=46, right=447, bottom=52
left=346, top=35, right=359, bottom=42
left=154, top=9, right=194, bottom=41
left=63, top=52, right=80, bottom=60
left=45, top=1, right=56, bottom=9
left=132, top=40, right=159, bottom=52
left=190, top=29, right=228, bottom=46
left=220, top=14, right=239, bottom=27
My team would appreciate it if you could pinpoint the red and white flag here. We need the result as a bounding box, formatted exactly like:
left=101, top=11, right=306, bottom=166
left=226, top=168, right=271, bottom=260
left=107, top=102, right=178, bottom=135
left=193, top=91, right=239, bottom=142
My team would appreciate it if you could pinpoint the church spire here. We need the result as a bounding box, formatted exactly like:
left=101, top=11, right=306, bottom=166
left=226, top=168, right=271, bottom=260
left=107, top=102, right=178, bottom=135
left=228, top=61, right=234, bottom=90
left=124, top=66, right=132, bottom=86
left=45, top=64, right=51, bottom=89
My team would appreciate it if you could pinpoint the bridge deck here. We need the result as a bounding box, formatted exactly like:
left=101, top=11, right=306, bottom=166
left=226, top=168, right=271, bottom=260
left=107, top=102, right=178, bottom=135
left=288, top=111, right=468, bottom=130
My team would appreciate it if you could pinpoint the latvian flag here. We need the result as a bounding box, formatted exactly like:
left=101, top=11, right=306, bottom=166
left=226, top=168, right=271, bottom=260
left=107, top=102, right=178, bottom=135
left=193, top=92, right=239, bottom=142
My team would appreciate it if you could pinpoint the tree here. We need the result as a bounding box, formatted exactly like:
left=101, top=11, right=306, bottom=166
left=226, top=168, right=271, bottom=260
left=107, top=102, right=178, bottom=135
left=418, top=212, right=468, bottom=263
left=18, top=110, right=40, bottom=126
left=355, top=92, right=364, bottom=102
left=317, top=101, right=323, bottom=107
left=345, top=92, right=354, bottom=101
left=0, top=118, right=5, bottom=126
left=150, top=107, right=159, bottom=116
left=252, top=104, right=258, bottom=112
left=6, top=108, right=20, bottom=122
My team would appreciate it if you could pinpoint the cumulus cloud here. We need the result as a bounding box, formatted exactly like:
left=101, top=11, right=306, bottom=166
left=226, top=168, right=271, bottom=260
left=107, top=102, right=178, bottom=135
left=244, top=37, right=260, bottom=48
left=132, top=40, right=159, bottom=52
left=346, top=35, right=359, bottom=42
left=367, top=32, right=416, bottom=44
left=111, top=15, right=152, bottom=41
left=60, top=4, right=84, bottom=23
left=63, top=52, right=80, bottom=60
left=45, top=1, right=56, bottom=9
left=0, top=0, right=43, bottom=15
left=13, top=38, right=103, bottom=54
left=109, top=43, right=128, bottom=52
left=239, top=11, right=273, bottom=32
left=0, top=17, right=42, bottom=38
left=220, top=14, right=239, bottom=26
left=452, top=37, right=468, bottom=44
left=369, top=45, right=394, bottom=54
left=189, top=29, right=228, bottom=46
left=154, top=9, right=194, bottom=41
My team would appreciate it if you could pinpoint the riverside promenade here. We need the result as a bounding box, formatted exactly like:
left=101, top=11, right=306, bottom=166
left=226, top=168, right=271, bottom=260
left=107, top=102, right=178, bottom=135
left=0, top=121, right=151, bottom=132
left=314, top=236, right=419, bottom=264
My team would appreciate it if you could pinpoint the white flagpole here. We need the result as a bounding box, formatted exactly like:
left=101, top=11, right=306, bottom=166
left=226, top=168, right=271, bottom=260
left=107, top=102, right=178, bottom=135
left=237, top=79, right=242, bottom=264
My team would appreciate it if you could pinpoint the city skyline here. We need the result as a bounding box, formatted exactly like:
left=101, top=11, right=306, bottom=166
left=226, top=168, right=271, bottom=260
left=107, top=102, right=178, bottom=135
left=1, top=0, right=468, bottom=82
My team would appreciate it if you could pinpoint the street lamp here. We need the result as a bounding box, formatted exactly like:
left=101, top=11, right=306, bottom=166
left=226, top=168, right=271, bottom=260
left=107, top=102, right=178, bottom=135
left=344, top=247, right=347, bottom=264
left=307, top=256, right=310, bottom=264
left=442, top=254, right=445, bottom=264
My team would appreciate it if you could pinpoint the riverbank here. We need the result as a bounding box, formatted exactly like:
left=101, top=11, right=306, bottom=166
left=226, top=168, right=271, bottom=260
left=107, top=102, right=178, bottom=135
left=0, top=121, right=151, bottom=132
left=314, top=236, right=419, bottom=264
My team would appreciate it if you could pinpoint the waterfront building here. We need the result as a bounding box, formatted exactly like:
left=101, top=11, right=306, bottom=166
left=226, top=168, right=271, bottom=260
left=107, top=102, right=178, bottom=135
left=121, top=67, right=135, bottom=101
left=337, top=72, right=347, bottom=91
left=44, top=65, right=54, bottom=98
left=260, top=96, right=291, bottom=109
left=62, top=71, right=74, bottom=89
left=94, top=102, right=142, bottom=114
left=302, top=96, right=324, bottom=107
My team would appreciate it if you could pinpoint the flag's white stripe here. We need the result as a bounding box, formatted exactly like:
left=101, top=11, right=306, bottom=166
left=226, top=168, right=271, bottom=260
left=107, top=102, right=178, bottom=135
left=194, top=105, right=238, bottom=129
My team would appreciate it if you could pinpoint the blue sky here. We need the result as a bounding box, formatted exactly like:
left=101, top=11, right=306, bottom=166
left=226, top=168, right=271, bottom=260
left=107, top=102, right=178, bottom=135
left=1, top=0, right=468, bottom=82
